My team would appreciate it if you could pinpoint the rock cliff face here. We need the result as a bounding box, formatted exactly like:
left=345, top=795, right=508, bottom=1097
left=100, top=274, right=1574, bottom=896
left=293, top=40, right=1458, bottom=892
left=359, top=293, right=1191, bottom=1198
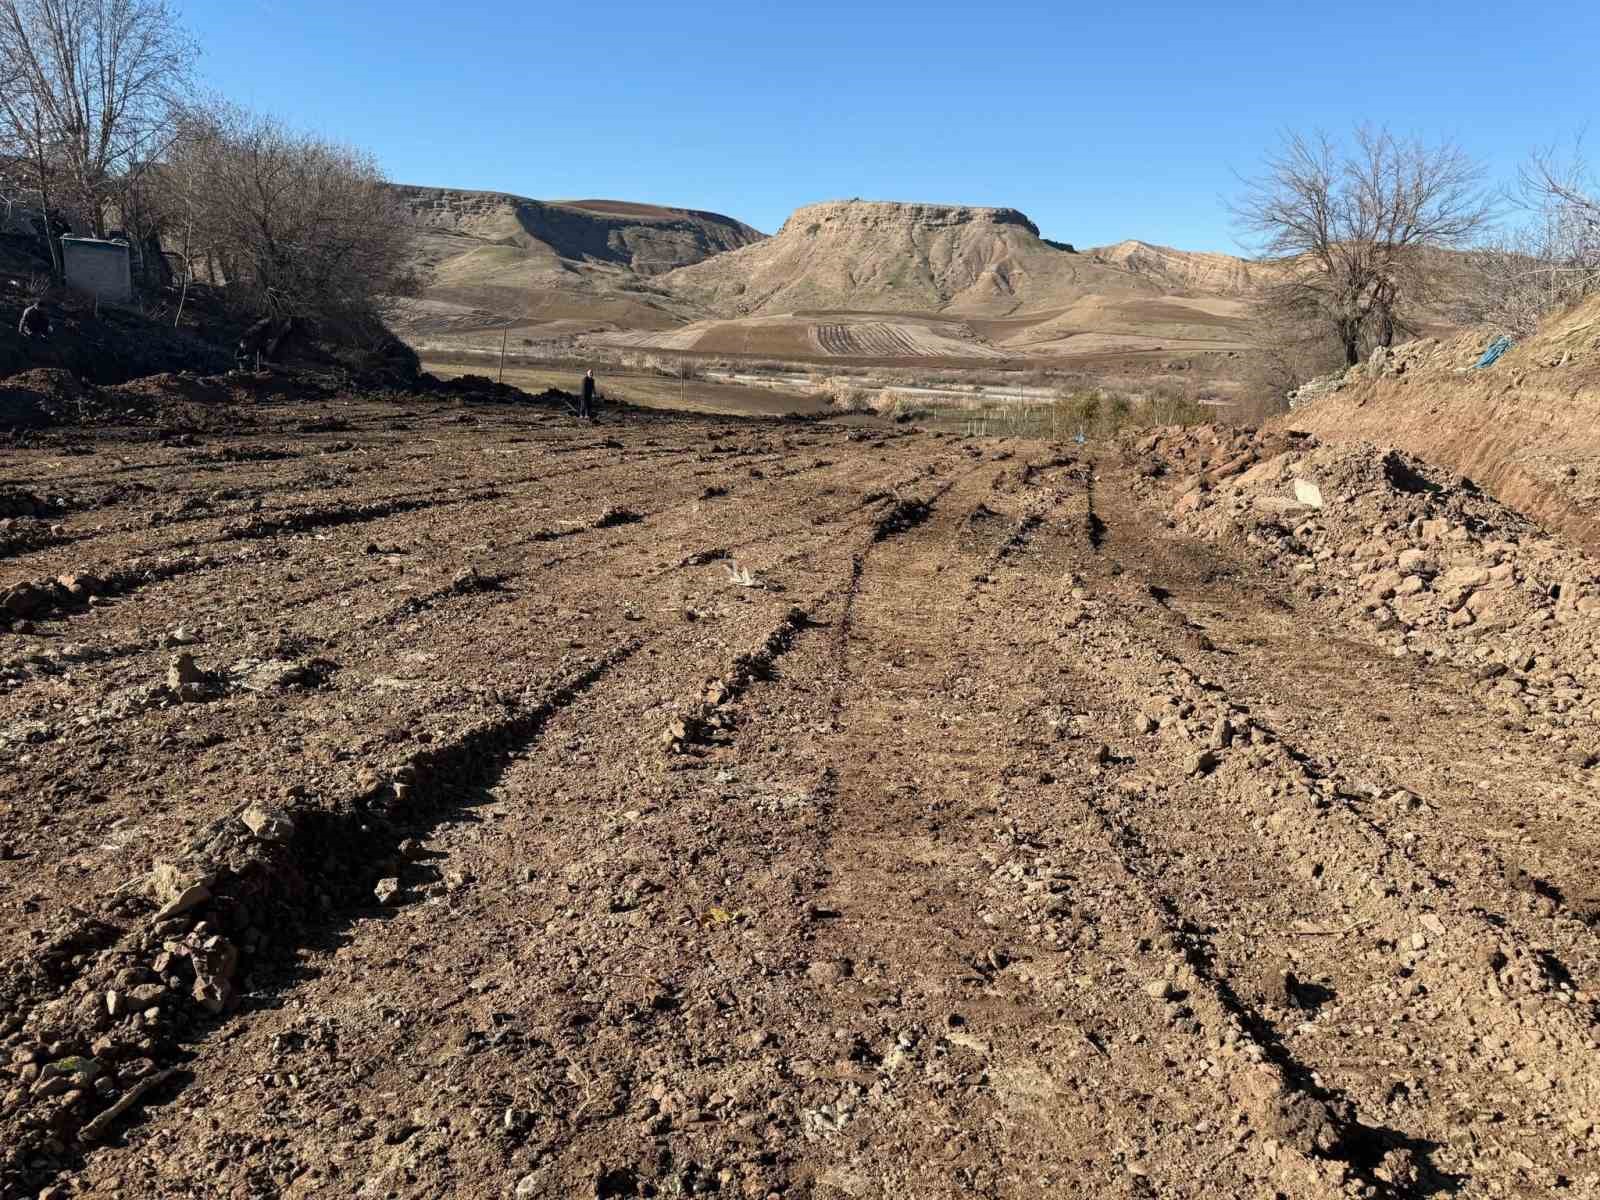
left=392, top=186, right=764, bottom=276
left=661, top=199, right=1169, bottom=317
left=775, top=200, right=1041, bottom=238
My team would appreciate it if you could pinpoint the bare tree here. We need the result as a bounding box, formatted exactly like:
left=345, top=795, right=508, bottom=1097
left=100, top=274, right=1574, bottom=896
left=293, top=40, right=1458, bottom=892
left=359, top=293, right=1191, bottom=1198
left=0, top=0, right=195, bottom=244
left=0, top=99, right=67, bottom=274
left=156, top=102, right=421, bottom=333
left=1234, top=126, right=1492, bottom=365
left=1460, top=147, right=1600, bottom=335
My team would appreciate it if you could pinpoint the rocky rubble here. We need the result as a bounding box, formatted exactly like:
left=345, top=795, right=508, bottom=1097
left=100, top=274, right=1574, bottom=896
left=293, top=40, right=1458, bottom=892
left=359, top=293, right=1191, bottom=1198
left=1135, top=424, right=1600, bottom=740
left=0, top=799, right=294, bottom=1181
left=1285, top=329, right=1524, bottom=410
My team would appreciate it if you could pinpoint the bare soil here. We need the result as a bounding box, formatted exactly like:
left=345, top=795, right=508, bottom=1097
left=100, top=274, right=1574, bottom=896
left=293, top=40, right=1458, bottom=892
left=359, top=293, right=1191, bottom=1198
left=1, top=381, right=1597, bottom=1199
left=1282, top=306, right=1600, bottom=557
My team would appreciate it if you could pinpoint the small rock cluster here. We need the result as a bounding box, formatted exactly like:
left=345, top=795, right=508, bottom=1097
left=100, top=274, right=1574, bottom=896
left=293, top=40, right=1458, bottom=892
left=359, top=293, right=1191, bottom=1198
left=0, top=571, right=106, bottom=633
left=661, top=606, right=807, bottom=754
left=0, top=800, right=301, bottom=1180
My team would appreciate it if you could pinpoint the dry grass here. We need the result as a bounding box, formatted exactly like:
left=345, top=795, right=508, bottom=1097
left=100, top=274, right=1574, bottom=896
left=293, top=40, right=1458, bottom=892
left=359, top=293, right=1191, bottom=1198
left=951, top=387, right=1213, bottom=440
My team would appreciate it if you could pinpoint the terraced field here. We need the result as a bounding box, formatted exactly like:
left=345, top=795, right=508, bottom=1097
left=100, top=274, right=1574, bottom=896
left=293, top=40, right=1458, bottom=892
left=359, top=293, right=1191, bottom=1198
left=0, top=385, right=1597, bottom=1199
left=808, top=321, right=1006, bottom=360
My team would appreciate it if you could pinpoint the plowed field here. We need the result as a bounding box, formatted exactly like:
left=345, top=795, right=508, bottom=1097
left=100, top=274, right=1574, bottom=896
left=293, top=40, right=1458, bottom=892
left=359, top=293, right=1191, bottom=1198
left=1, top=387, right=1597, bottom=1199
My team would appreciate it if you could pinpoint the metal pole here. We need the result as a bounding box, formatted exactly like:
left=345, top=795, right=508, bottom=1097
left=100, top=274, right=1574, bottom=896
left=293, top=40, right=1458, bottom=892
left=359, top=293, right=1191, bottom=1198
left=498, top=326, right=508, bottom=383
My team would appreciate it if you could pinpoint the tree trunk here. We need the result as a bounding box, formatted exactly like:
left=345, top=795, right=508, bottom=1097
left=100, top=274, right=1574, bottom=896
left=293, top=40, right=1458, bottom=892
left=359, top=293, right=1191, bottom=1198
left=36, top=178, right=62, bottom=279
left=1341, top=323, right=1361, bottom=366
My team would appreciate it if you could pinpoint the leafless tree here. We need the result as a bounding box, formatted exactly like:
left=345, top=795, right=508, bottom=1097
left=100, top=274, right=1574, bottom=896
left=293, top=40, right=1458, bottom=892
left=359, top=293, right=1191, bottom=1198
left=0, top=0, right=195, bottom=247
left=156, top=102, right=421, bottom=333
left=1460, top=146, right=1600, bottom=335
left=1233, top=126, right=1493, bottom=365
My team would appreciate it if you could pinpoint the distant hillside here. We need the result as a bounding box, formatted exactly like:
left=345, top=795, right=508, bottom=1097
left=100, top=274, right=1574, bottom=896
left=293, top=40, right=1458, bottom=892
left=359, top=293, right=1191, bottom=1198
left=660, top=200, right=1178, bottom=317
left=393, top=191, right=1486, bottom=377
left=393, top=186, right=764, bottom=276
left=389, top=186, right=764, bottom=346
left=1086, top=240, right=1260, bottom=296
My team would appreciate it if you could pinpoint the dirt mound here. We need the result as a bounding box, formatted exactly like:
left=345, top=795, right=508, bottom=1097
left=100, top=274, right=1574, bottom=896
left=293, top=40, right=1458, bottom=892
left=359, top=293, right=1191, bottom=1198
left=0, top=368, right=90, bottom=428
left=1140, top=424, right=1600, bottom=736
left=101, top=372, right=233, bottom=406
left=0, top=366, right=362, bottom=432
left=424, top=371, right=583, bottom=410
left=1280, top=297, right=1600, bottom=555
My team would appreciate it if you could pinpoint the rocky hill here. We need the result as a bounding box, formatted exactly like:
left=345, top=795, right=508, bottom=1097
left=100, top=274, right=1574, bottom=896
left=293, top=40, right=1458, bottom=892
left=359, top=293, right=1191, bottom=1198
left=393, top=186, right=764, bottom=277
left=387, top=187, right=765, bottom=349
left=1087, top=239, right=1260, bottom=296
left=661, top=199, right=1176, bottom=317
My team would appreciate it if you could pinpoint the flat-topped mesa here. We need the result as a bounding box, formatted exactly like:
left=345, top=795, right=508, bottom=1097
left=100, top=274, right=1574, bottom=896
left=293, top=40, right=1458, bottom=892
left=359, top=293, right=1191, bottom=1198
left=390, top=184, right=763, bottom=275
left=660, top=196, right=1163, bottom=317
left=778, top=199, right=1041, bottom=238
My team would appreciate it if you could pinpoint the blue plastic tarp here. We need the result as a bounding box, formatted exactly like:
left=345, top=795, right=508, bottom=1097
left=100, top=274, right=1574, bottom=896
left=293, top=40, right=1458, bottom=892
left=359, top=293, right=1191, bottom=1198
left=1474, top=336, right=1514, bottom=368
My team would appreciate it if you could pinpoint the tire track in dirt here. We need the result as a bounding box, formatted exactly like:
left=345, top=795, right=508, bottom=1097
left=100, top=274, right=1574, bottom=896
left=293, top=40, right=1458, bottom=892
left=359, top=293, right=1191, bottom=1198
left=0, top=430, right=920, bottom=697
left=0, top=631, right=651, bottom=1195
left=1054, top=456, right=1600, bottom=1194
left=0, top=422, right=915, bottom=979
left=779, top=455, right=1341, bottom=1196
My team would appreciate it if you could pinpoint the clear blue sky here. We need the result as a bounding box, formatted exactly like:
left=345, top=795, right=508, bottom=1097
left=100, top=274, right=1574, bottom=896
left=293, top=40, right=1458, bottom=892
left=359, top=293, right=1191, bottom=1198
left=188, top=0, right=1595, bottom=252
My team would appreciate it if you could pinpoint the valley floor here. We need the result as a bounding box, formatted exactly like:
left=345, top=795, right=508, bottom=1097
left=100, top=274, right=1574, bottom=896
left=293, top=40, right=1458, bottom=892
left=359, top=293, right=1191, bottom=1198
left=1, top=389, right=1597, bottom=1198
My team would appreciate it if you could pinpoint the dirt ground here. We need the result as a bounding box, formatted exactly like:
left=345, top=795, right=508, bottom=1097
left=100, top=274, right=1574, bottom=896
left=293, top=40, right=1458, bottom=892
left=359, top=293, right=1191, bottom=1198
left=421, top=360, right=836, bottom=421
left=1, top=382, right=1598, bottom=1200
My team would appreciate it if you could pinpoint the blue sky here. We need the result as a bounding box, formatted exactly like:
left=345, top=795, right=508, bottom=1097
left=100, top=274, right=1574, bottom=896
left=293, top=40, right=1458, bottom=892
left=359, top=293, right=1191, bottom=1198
left=188, top=0, right=1594, bottom=252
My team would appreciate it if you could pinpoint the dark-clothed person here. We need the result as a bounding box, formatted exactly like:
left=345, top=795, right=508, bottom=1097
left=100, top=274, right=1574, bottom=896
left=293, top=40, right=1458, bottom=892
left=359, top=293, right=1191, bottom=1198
left=18, top=303, right=51, bottom=340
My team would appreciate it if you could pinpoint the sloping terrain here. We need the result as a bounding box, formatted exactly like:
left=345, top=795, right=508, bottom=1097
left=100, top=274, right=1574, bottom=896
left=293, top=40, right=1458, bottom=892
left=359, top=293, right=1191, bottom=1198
left=599, top=200, right=1257, bottom=366
left=1086, top=240, right=1261, bottom=296
left=660, top=200, right=1172, bottom=318
left=395, top=187, right=763, bottom=277
left=593, top=312, right=1013, bottom=362
left=1282, top=296, right=1600, bottom=555
left=391, top=186, right=765, bottom=350
left=0, top=380, right=1597, bottom=1198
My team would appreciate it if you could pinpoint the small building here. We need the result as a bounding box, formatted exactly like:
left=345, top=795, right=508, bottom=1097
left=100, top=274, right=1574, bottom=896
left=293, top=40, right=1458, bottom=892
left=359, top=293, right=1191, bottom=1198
left=61, top=237, right=133, bottom=304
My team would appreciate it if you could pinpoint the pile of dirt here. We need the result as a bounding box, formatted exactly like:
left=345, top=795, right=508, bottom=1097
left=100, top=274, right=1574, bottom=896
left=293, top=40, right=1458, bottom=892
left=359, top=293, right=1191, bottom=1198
left=0, top=298, right=232, bottom=387
left=0, top=368, right=92, bottom=428
left=1281, top=297, right=1600, bottom=554
left=59, top=373, right=248, bottom=431
left=425, top=371, right=583, bottom=410
left=0, top=488, right=71, bottom=559
left=0, top=369, right=344, bottom=432
left=1138, top=424, right=1600, bottom=739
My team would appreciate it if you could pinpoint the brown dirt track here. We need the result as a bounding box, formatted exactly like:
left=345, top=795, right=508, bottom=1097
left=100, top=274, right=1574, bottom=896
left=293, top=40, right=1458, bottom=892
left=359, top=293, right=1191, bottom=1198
left=1, top=387, right=1598, bottom=1199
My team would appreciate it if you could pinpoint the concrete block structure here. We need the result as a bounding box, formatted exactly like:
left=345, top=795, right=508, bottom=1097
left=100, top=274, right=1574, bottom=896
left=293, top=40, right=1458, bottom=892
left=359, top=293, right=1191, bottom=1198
left=61, top=237, right=133, bottom=303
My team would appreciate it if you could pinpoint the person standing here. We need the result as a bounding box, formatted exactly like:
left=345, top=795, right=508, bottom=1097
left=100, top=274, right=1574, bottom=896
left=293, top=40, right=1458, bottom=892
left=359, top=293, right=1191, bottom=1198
left=579, top=368, right=597, bottom=421
left=17, top=302, right=51, bottom=341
